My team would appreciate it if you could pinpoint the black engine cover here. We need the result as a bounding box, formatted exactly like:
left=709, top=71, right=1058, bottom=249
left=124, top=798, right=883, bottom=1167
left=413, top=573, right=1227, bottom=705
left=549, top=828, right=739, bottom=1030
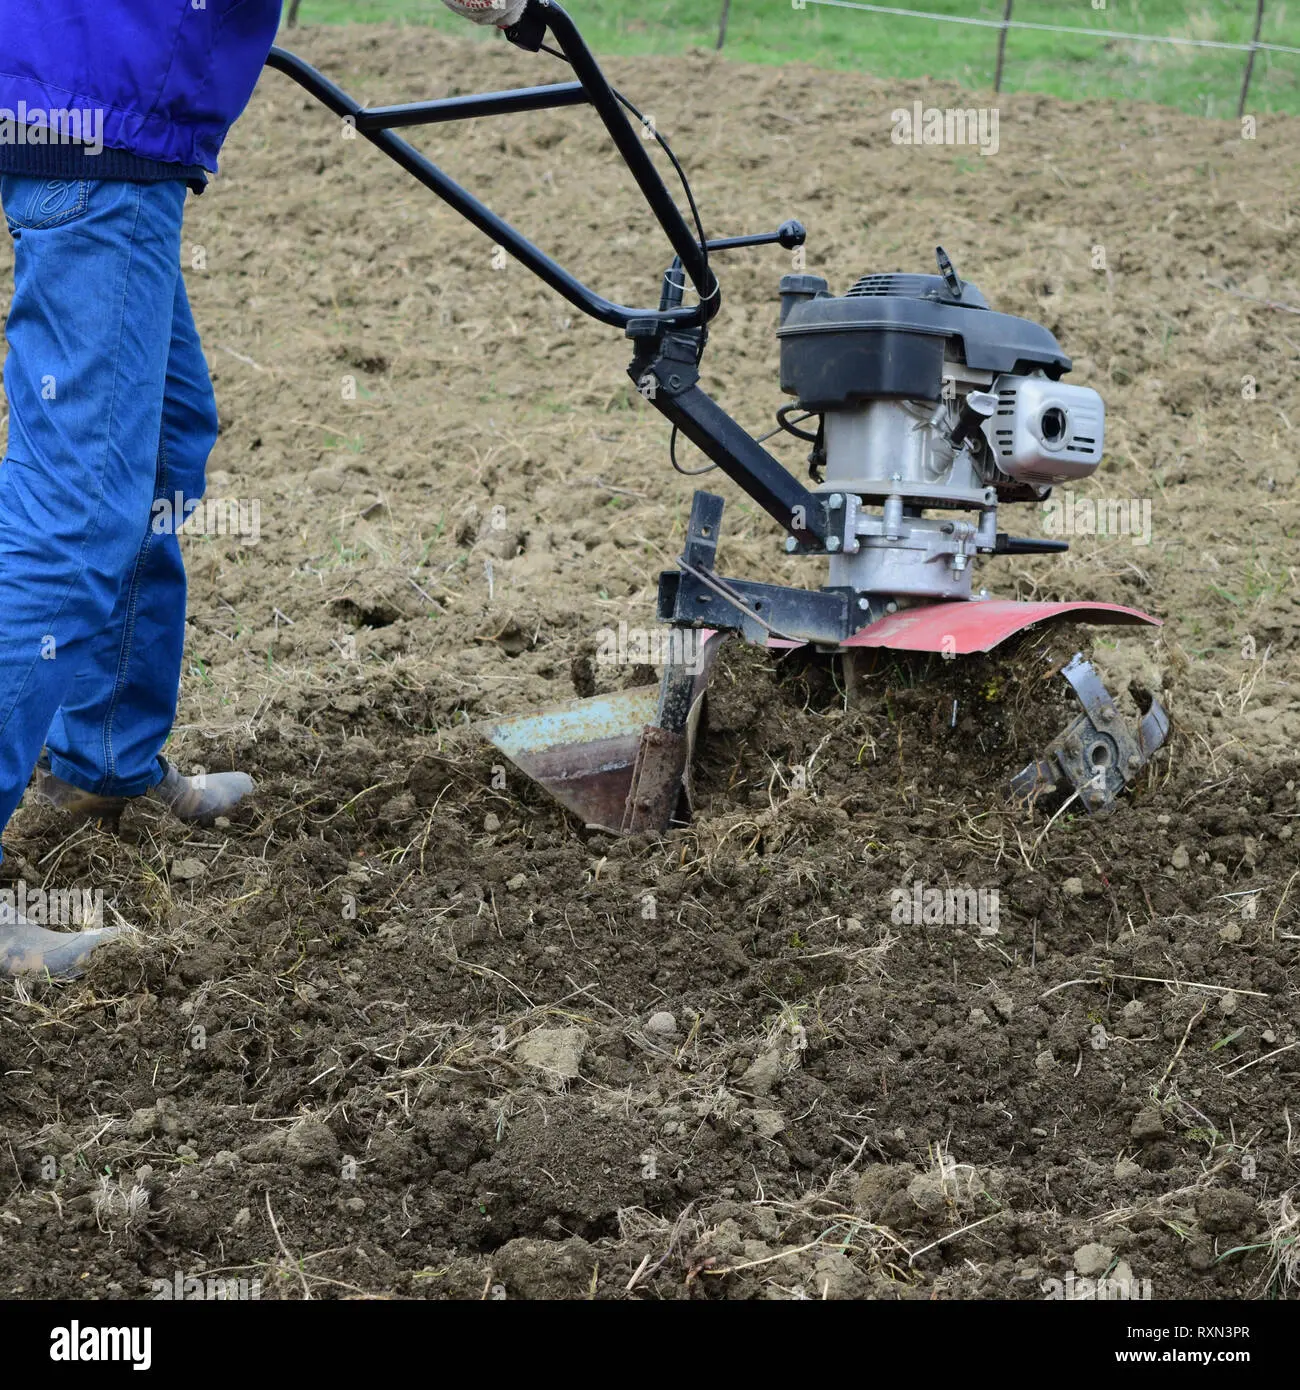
left=776, top=272, right=1072, bottom=410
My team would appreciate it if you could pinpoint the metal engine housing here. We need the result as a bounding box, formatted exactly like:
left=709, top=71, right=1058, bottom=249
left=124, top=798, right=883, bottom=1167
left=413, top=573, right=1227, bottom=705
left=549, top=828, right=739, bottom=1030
left=776, top=268, right=1105, bottom=601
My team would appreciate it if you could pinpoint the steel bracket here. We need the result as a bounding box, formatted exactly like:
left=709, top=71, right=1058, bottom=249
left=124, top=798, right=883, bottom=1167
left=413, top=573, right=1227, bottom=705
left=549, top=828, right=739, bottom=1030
left=1011, top=653, right=1170, bottom=815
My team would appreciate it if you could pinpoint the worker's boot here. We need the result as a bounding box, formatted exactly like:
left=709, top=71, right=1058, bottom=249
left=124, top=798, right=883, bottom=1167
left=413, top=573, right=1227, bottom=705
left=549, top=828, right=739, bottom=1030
left=150, top=759, right=255, bottom=822
left=30, top=756, right=254, bottom=825
left=0, top=898, right=123, bottom=978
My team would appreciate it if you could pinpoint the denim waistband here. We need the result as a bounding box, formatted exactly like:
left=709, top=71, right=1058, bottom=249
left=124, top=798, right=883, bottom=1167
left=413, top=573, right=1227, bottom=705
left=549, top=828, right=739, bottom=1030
left=0, top=133, right=207, bottom=193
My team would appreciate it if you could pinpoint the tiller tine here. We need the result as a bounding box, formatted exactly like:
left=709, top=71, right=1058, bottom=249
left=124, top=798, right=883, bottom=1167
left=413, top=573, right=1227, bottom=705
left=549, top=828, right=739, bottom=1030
left=1011, top=653, right=1170, bottom=816
left=480, top=630, right=724, bottom=833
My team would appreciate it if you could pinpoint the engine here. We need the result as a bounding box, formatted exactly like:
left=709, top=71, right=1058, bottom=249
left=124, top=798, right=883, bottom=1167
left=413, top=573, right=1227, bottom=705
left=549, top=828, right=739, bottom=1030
left=776, top=253, right=1104, bottom=602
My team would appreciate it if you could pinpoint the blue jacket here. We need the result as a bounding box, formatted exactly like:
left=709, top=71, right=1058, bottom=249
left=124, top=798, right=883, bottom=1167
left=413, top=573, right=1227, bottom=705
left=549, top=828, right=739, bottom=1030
left=0, top=1, right=283, bottom=172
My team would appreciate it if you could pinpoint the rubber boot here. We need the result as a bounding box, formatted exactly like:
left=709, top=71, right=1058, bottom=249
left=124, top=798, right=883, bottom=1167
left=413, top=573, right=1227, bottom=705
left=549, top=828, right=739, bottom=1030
left=30, top=756, right=254, bottom=825
left=0, top=898, right=123, bottom=978
left=151, top=759, right=255, bottom=822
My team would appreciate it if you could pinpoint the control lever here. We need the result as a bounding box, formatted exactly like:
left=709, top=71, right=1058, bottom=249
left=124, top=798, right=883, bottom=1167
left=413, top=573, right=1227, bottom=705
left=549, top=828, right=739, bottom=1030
left=994, top=534, right=1070, bottom=556
left=660, top=221, right=807, bottom=312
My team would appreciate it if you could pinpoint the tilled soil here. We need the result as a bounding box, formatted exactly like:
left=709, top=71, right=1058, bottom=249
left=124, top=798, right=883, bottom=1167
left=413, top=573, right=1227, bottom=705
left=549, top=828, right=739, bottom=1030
left=0, top=26, right=1297, bottom=1301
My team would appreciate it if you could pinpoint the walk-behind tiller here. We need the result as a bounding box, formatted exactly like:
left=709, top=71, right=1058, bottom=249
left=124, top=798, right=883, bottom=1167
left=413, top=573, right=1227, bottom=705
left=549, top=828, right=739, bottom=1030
left=273, top=0, right=1169, bottom=834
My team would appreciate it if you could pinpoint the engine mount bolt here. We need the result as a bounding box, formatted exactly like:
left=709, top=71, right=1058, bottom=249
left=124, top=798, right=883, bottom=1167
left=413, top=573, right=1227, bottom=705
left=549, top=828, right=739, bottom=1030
left=828, top=493, right=844, bottom=510
left=784, top=536, right=799, bottom=553
left=826, top=536, right=841, bottom=551
left=858, top=597, right=871, bottom=611
left=885, top=601, right=898, bottom=614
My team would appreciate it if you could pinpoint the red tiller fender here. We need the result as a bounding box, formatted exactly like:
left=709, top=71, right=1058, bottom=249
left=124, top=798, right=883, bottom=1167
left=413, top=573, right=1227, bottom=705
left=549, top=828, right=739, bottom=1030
left=838, top=599, right=1161, bottom=655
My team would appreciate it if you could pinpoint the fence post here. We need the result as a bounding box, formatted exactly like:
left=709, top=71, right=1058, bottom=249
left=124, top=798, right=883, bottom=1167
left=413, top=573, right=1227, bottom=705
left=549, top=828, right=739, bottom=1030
left=287, top=0, right=303, bottom=27
left=717, top=0, right=732, bottom=51
left=993, top=0, right=1014, bottom=93
left=1238, top=0, right=1266, bottom=119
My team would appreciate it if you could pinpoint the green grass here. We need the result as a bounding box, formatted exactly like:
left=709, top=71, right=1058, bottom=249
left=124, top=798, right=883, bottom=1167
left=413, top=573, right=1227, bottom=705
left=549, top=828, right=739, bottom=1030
left=284, top=0, right=1300, bottom=117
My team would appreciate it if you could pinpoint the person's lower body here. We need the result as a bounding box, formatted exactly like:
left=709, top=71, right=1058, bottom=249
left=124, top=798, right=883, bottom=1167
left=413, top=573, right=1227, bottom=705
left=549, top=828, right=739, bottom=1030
left=0, top=175, right=252, bottom=977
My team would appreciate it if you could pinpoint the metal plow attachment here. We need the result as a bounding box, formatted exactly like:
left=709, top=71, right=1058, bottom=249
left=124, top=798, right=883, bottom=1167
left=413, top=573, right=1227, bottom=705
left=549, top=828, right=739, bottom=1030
left=480, top=599, right=1171, bottom=830
left=479, top=632, right=724, bottom=834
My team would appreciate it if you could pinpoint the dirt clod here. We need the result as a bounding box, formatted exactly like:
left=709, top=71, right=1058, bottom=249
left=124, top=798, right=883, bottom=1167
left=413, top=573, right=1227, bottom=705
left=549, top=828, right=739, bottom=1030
left=738, top=1050, right=786, bottom=1097
left=284, top=1118, right=340, bottom=1171
left=1073, top=1243, right=1115, bottom=1277
left=1130, top=1108, right=1167, bottom=1143
left=1194, top=1189, right=1259, bottom=1237
left=514, top=1027, right=589, bottom=1085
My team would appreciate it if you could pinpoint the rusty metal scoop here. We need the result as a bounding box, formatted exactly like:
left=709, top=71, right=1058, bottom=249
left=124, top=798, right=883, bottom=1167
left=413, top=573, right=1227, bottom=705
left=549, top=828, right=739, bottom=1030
left=480, top=631, right=724, bottom=833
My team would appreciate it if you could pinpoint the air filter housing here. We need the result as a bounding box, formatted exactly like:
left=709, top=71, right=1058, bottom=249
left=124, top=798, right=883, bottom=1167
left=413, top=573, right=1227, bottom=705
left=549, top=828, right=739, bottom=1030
left=776, top=271, right=1071, bottom=412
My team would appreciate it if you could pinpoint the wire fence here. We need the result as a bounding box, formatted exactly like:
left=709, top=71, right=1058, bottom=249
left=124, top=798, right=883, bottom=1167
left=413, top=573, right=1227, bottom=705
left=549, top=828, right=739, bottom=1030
left=717, top=0, right=1296, bottom=116
left=283, top=2, right=1298, bottom=119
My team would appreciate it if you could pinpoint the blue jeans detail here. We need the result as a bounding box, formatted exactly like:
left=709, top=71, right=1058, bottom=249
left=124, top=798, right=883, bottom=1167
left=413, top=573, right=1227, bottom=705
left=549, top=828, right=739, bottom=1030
left=0, top=176, right=216, bottom=852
